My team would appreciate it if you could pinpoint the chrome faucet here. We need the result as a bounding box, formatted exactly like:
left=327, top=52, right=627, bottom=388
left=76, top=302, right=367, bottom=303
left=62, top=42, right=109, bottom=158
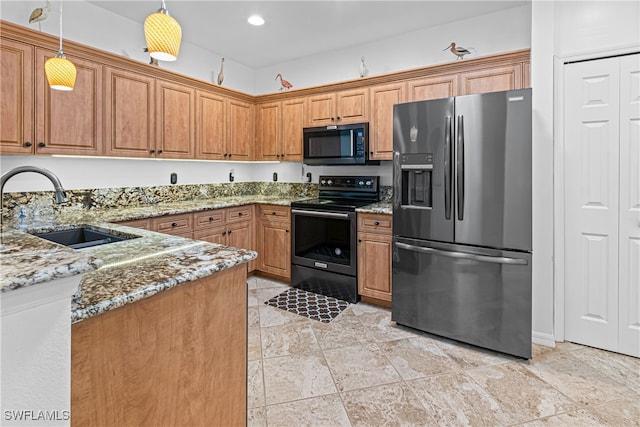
left=1, top=166, right=68, bottom=221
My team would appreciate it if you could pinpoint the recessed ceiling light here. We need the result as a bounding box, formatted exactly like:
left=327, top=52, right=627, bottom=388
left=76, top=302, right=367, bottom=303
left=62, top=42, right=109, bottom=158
left=247, top=15, right=265, bottom=26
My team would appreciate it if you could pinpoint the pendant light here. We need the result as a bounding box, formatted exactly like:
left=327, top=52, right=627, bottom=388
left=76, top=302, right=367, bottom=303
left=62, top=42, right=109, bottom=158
left=45, top=0, right=76, bottom=91
left=144, top=0, right=182, bottom=61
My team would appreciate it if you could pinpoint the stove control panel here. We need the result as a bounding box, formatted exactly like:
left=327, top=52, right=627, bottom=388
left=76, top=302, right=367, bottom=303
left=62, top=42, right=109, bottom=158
left=318, top=175, right=379, bottom=193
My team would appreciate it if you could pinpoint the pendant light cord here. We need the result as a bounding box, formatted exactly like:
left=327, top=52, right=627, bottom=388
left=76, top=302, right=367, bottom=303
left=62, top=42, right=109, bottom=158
left=58, top=0, right=63, bottom=52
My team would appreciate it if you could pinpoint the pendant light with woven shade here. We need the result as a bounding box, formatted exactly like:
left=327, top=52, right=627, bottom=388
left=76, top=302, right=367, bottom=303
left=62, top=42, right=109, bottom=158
left=45, top=1, right=76, bottom=91
left=144, top=0, right=182, bottom=61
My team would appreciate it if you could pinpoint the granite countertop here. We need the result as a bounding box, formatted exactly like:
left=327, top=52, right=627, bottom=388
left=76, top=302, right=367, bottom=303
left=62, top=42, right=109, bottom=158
left=356, top=202, right=393, bottom=215
left=0, top=195, right=306, bottom=323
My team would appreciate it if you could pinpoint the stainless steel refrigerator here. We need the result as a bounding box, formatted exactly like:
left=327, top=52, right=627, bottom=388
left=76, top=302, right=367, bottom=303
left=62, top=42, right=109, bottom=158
left=391, top=88, right=532, bottom=359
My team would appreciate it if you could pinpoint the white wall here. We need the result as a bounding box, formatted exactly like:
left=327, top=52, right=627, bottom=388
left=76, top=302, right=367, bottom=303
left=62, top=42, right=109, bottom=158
left=0, top=1, right=255, bottom=93
left=254, top=5, right=531, bottom=94
left=530, top=0, right=640, bottom=344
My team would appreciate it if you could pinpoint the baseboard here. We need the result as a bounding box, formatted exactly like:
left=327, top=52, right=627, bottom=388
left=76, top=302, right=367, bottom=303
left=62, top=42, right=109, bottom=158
left=251, top=270, right=291, bottom=284
left=532, top=331, right=556, bottom=348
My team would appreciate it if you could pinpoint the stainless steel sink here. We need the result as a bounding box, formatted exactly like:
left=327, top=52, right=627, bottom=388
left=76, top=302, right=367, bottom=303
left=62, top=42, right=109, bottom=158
left=32, top=227, right=140, bottom=250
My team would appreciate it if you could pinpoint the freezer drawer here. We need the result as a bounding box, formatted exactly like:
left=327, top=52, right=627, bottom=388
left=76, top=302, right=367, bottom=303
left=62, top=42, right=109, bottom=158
left=391, top=237, right=532, bottom=359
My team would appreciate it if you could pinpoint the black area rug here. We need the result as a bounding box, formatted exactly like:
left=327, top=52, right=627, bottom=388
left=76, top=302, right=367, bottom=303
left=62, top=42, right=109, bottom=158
left=264, top=288, right=350, bottom=323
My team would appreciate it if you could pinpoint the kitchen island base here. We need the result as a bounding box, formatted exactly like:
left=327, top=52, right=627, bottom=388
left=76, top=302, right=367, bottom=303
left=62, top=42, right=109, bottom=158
left=71, top=264, right=247, bottom=427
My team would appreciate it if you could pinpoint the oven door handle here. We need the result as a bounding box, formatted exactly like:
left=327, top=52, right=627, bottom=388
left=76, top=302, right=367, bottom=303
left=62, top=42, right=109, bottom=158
left=291, top=209, right=350, bottom=219
left=395, top=242, right=528, bottom=265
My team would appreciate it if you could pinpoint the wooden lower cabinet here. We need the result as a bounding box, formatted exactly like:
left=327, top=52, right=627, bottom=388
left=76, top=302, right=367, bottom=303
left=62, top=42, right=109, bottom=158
left=71, top=264, right=247, bottom=427
left=256, top=205, right=291, bottom=280
left=357, top=213, right=392, bottom=305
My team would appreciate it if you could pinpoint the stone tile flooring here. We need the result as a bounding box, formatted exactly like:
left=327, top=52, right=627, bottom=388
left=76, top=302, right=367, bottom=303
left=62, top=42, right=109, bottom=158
left=247, top=277, right=640, bottom=426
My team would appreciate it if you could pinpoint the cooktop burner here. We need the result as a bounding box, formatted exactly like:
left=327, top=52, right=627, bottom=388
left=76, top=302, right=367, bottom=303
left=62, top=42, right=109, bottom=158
left=291, top=175, right=380, bottom=212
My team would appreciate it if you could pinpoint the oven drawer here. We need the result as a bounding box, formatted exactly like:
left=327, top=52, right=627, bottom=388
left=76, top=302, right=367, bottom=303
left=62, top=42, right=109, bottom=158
left=258, top=204, right=290, bottom=222
left=358, top=213, right=392, bottom=234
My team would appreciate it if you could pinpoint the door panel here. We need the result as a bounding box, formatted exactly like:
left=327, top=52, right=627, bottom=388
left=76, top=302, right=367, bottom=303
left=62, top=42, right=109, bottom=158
left=196, top=90, right=225, bottom=159
left=157, top=80, right=195, bottom=158
left=454, top=89, right=532, bottom=252
left=392, top=237, right=532, bottom=359
left=392, top=97, right=454, bottom=243
left=564, top=57, right=620, bottom=352
left=618, top=54, right=640, bottom=357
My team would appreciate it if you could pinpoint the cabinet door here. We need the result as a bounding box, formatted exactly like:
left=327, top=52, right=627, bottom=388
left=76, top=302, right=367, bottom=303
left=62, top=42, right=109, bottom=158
left=370, top=83, right=405, bottom=160
left=227, top=98, right=253, bottom=160
left=35, top=49, right=103, bottom=155
left=357, top=232, right=392, bottom=302
left=458, top=64, right=522, bottom=95
left=156, top=80, right=195, bottom=159
left=408, top=75, right=457, bottom=101
left=307, top=93, right=335, bottom=126
left=256, top=102, right=280, bottom=160
left=0, top=39, right=33, bottom=154
left=194, top=226, right=227, bottom=245
left=195, top=90, right=226, bottom=160
left=105, top=67, right=155, bottom=157
left=258, top=220, right=291, bottom=279
left=281, top=97, right=305, bottom=161
left=337, top=88, right=369, bottom=123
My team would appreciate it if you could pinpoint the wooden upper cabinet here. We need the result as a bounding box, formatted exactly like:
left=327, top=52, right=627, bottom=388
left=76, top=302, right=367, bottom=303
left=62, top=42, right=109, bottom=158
left=0, top=39, right=34, bottom=154
left=104, top=67, right=155, bottom=158
left=369, top=82, right=406, bottom=161
left=256, top=101, right=280, bottom=160
left=458, top=64, right=523, bottom=95
left=195, top=90, right=226, bottom=160
left=523, top=61, right=530, bottom=88
left=256, top=97, right=304, bottom=161
left=408, top=75, right=457, bottom=101
left=35, top=48, right=103, bottom=155
left=156, top=79, right=195, bottom=159
left=280, top=97, right=304, bottom=161
left=227, top=98, right=253, bottom=160
left=307, top=88, right=368, bottom=126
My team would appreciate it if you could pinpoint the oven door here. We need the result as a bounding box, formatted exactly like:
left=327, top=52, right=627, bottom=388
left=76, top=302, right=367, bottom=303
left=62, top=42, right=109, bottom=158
left=291, top=208, right=357, bottom=277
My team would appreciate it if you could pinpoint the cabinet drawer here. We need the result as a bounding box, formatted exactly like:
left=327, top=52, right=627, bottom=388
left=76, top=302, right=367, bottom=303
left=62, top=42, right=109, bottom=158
left=227, top=205, right=253, bottom=223
left=257, top=204, right=290, bottom=222
left=358, top=213, right=392, bottom=235
left=151, top=213, right=193, bottom=235
left=194, top=226, right=227, bottom=245
left=194, top=209, right=226, bottom=230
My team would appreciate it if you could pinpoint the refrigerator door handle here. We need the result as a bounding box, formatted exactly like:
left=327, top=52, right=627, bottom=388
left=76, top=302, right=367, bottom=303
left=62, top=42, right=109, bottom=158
left=395, top=242, right=529, bottom=265
left=393, top=151, right=401, bottom=209
left=457, top=115, right=465, bottom=220
left=444, top=116, right=452, bottom=220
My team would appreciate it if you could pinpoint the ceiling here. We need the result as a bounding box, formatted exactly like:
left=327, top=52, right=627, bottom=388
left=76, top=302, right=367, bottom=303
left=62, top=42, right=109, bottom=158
left=87, top=1, right=529, bottom=69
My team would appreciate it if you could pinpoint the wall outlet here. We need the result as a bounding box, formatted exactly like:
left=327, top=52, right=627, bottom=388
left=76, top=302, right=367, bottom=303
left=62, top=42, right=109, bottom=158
left=272, top=172, right=278, bottom=182
left=170, top=172, right=177, bottom=184
left=229, top=169, right=235, bottom=182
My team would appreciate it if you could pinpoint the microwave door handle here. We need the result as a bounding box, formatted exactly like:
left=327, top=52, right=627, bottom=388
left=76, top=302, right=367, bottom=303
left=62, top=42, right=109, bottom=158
left=457, top=115, right=465, bottom=221
left=445, top=116, right=452, bottom=220
left=350, top=130, right=354, bottom=157
left=395, top=242, right=528, bottom=265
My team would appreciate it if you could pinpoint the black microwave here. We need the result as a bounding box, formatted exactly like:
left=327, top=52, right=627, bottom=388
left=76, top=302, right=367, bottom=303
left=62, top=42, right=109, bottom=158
left=303, top=123, right=379, bottom=165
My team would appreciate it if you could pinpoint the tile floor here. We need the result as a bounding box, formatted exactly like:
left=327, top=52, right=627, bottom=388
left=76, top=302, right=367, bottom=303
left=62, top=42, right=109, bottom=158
left=246, top=277, right=640, bottom=427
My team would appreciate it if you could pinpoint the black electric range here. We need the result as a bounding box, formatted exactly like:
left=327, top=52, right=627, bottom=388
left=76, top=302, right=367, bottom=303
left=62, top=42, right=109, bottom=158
left=290, top=176, right=380, bottom=303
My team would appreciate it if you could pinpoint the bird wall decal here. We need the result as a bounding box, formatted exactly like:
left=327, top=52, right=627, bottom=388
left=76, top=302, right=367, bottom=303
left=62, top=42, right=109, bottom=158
left=359, top=56, right=369, bottom=78
left=217, top=58, right=225, bottom=85
left=28, top=0, right=51, bottom=31
left=443, top=42, right=476, bottom=60
left=275, top=73, right=293, bottom=90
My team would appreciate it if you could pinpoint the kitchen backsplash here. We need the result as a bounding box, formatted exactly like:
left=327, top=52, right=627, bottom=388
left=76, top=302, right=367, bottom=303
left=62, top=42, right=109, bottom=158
left=1, top=183, right=392, bottom=220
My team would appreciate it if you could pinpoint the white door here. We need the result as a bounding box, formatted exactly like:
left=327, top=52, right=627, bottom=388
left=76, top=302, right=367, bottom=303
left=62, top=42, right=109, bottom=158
left=618, top=54, right=640, bottom=357
left=564, top=54, right=640, bottom=357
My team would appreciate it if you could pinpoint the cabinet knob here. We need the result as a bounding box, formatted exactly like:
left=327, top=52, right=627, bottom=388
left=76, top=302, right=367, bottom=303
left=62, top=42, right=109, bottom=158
left=286, top=229, right=289, bottom=233
left=374, top=221, right=380, bottom=226
left=358, top=239, right=362, bottom=243
left=336, top=116, right=341, bottom=121
left=228, top=154, right=232, bottom=158
left=228, top=230, right=232, bottom=235
left=171, top=222, right=177, bottom=227
left=24, top=141, right=32, bottom=147
left=222, top=231, right=227, bottom=236
left=238, top=212, right=243, bottom=217
left=157, top=149, right=163, bottom=154
left=208, top=217, right=214, bottom=221
left=330, top=117, right=335, bottom=121
left=272, top=211, right=276, bottom=215
left=38, top=142, right=45, bottom=148
left=150, top=149, right=156, bottom=154
left=370, top=151, right=374, bottom=155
